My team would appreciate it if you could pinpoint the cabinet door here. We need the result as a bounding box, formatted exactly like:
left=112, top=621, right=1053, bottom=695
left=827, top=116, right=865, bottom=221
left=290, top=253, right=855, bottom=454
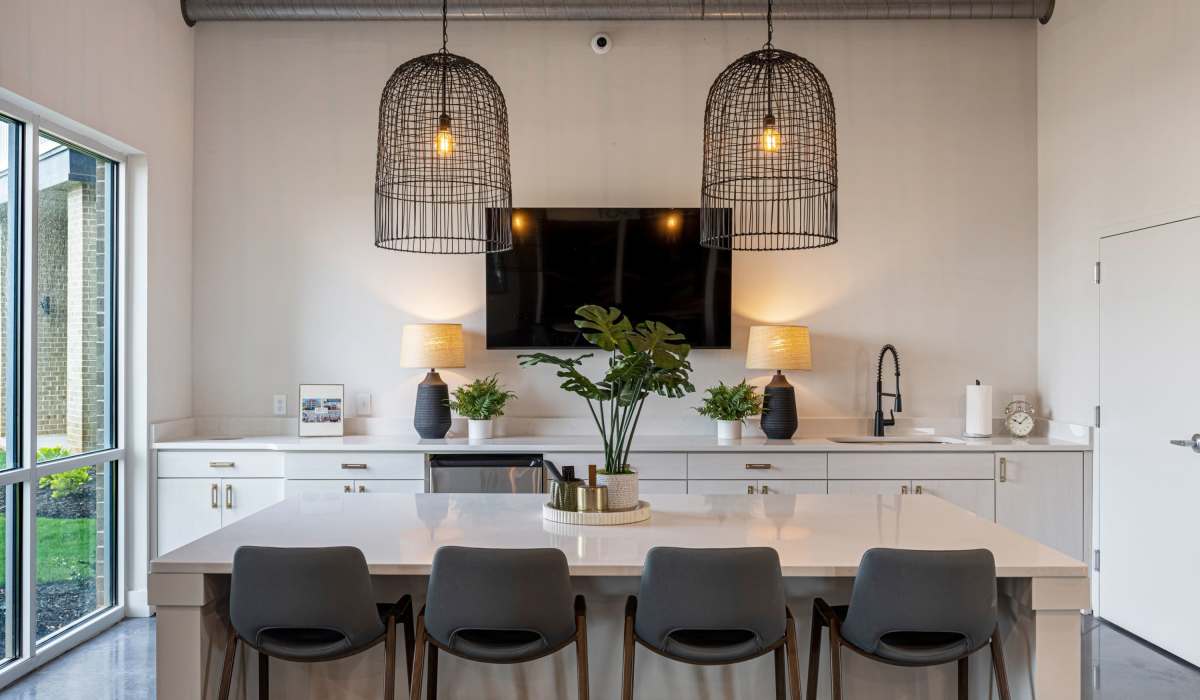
left=157, top=479, right=223, bottom=555
left=828, top=479, right=910, bottom=496
left=639, top=480, right=687, bottom=495
left=688, top=479, right=759, bottom=495
left=285, top=479, right=353, bottom=498
left=995, top=452, right=1084, bottom=560
left=354, top=479, right=424, bottom=494
left=759, top=480, right=827, bottom=495
left=914, top=480, right=995, bottom=520
left=222, top=478, right=286, bottom=527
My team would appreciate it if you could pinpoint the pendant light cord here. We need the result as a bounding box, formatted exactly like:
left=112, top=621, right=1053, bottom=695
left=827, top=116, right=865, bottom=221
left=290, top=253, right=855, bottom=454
left=441, top=0, right=449, bottom=52
left=764, top=0, right=774, bottom=48
left=440, top=0, right=449, bottom=115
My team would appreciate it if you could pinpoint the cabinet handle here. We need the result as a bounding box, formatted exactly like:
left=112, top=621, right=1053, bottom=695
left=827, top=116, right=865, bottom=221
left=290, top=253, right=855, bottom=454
left=343, top=484, right=352, bottom=493
left=760, top=485, right=768, bottom=495
left=745, top=463, right=772, bottom=470
left=341, top=463, right=367, bottom=470
left=915, top=485, right=923, bottom=495
left=901, top=485, right=909, bottom=495
left=747, top=484, right=755, bottom=494
left=209, top=461, right=235, bottom=468
left=999, top=457, right=1007, bottom=483
left=358, top=484, right=366, bottom=493
left=211, top=483, right=219, bottom=509
left=225, top=484, right=233, bottom=509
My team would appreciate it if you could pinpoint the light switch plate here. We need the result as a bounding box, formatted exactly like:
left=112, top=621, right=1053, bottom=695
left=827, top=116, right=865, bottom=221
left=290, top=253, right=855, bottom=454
left=272, top=394, right=287, bottom=416
left=356, top=392, right=373, bottom=416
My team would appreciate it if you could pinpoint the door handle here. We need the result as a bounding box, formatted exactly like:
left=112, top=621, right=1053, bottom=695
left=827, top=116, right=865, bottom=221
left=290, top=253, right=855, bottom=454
left=211, top=483, right=219, bottom=509
left=358, top=484, right=366, bottom=493
left=225, top=484, right=233, bottom=509
left=901, top=485, right=909, bottom=495
left=343, top=484, right=352, bottom=493
left=914, top=485, right=923, bottom=495
left=746, top=484, right=755, bottom=494
left=209, top=461, right=235, bottom=468
left=760, top=485, right=768, bottom=494
left=745, top=463, right=772, bottom=470
left=341, top=463, right=368, bottom=470
left=1169, top=434, right=1200, bottom=453
left=998, top=457, right=1007, bottom=482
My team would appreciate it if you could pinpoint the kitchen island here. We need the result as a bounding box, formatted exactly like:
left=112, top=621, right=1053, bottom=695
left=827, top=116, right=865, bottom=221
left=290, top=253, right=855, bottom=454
left=149, top=493, right=1088, bottom=699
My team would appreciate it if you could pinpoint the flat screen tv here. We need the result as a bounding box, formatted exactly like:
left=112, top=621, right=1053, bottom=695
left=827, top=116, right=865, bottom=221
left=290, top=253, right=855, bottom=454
left=486, top=208, right=732, bottom=349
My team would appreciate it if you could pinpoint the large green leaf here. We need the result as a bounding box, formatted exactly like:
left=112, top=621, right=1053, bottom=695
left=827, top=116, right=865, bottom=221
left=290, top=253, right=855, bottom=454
left=574, top=305, right=634, bottom=354
left=518, top=352, right=609, bottom=400
left=630, top=320, right=691, bottom=370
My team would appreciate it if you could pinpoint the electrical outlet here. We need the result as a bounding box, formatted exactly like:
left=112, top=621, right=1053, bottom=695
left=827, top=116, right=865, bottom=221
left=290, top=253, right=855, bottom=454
left=272, top=394, right=287, bottom=416
left=356, top=392, right=373, bottom=416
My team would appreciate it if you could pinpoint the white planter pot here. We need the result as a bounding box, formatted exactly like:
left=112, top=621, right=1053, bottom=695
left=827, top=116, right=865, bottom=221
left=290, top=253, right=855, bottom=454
left=717, top=420, right=742, bottom=440
left=467, top=419, right=494, bottom=440
left=596, top=470, right=639, bottom=511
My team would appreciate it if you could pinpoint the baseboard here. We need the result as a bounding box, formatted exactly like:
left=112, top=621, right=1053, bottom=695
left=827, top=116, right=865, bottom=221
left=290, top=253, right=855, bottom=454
left=125, top=588, right=152, bottom=617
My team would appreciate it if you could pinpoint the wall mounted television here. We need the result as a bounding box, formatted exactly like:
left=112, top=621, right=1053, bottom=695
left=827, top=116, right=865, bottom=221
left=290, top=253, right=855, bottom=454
left=485, top=208, right=732, bottom=349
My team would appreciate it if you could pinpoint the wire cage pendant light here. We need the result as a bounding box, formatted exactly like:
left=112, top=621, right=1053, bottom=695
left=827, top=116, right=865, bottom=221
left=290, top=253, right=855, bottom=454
left=700, top=0, right=838, bottom=251
left=375, top=0, right=513, bottom=254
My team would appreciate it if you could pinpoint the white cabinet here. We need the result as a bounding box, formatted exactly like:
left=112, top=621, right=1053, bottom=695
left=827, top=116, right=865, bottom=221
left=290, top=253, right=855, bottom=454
left=157, top=477, right=285, bottom=555
left=828, top=479, right=910, bottom=496
left=914, top=479, right=995, bottom=520
left=688, top=453, right=826, bottom=480
left=356, top=479, right=423, bottom=494
left=286, top=479, right=424, bottom=497
left=996, top=452, right=1085, bottom=560
left=759, top=480, right=827, bottom=495
left=689, top=479, right=825, bottom=495
left=639, top=480, right=687, bottom=494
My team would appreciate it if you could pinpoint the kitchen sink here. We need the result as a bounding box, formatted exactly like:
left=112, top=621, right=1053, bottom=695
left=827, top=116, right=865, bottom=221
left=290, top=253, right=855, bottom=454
left=827, top=436, right=966, bottom=445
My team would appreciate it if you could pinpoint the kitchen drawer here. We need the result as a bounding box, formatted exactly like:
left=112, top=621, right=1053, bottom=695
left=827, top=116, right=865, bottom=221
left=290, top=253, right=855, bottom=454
left=759, top=480, right=827, bottom=495
left=284, top=452, right=425, bottom=479
left=157, top=450, right=284, bottom=478
left=688, top=479, right=759, bottom=495
left=687, top=452, right=826, bottom=480
left=354, top=479, right=424, bottom=494
left=285, top=479, right=353, bottom=498
left=639, top=479, right=687, bottom=495
left=541, top=452, right=686, bottom=480
left=827, top=452, right=993, bottom=480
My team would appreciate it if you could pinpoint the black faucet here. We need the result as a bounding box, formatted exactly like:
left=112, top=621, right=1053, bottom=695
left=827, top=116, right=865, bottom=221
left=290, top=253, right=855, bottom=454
left=873, top=344, right=902, bottom=437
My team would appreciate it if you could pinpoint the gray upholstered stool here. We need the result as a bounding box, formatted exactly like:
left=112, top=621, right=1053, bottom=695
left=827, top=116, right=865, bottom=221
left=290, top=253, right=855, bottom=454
left=621, top=546, right=802, bottom=700
left=220, top=545, right=414, bottom=700
left=410, top=546, right=589, bottom=700
left=808, top=548, right=1011, bottom=700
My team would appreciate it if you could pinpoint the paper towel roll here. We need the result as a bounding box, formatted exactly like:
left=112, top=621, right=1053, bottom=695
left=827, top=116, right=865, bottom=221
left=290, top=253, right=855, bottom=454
left=964, top=384, right=993, bottom=437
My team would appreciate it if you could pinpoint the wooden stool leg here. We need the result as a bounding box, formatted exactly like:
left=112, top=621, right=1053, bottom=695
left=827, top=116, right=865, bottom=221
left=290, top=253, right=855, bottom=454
left=402, top=605, right=415, bottom=683
left=258, top=651, right=269, bottom=699
left=576, top=621, right=590, bottom=699
left=806, top=604, right=824, bottom=700
left=218, top=630, right=238, bottom=700
left=774, top=647, right=786, bottom=700
left=408, top=615, right=426, bottom=700
left=990, top=629, right=1013, bottom=700
left=829, top=633, right=844, bottom=700
left=621, top=598, right=636, bottom=700
left=784, top=610, right=802, bottom=700
left=957, top=656, right=968, bottom=700
left=385, top=615, right=398, bottom=700
left=427, top=644, right=439, bottom=700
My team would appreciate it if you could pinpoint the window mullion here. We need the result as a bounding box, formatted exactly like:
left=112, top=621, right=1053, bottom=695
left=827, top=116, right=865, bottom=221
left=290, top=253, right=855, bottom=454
left=18, top=115, right=39, bottom=663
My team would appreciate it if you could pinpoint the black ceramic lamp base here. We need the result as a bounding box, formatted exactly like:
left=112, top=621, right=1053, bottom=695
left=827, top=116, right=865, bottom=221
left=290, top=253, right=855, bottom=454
left=414, top=370, right=452, bottom=439
left=761, top=371, right=798, bottom=439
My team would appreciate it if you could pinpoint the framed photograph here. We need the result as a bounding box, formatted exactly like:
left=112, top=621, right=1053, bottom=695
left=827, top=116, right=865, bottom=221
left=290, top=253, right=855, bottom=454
left=298, top=384, right=344, bottom=437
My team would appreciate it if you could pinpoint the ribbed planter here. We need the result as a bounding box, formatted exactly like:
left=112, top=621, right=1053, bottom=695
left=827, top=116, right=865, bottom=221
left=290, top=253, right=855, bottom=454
left=596, top=471, right=639, bottom=511
left=467, top=419, right=494, bottom=440
left=716, top=420, right=742, bottom=440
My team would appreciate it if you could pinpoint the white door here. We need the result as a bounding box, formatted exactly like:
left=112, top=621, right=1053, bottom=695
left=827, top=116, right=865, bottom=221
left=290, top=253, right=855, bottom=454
left=638, top=480, right=687, bottom=495
left=828, top=479, right=910, bottom=496
left=688, top=479, right=758, bottom=495
left=221, top=478, right=286, bottom=526
left=759, top=480, right=827, bottom=495
left=914, top=480, right=995, bottom=521
left=157, top=479, right=223, bottom=555
left=994, top=453, right=1083, bottom=559
left=354, top=479, right=425, bottom=494
left=285, top=479, right=353, bottom=498
left=1100, top=218, right=1200, bottom=664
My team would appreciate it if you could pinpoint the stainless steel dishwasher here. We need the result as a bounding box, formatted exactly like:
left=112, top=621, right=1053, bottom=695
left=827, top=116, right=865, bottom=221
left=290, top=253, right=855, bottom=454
left=426, top=454, right=544, bottom=493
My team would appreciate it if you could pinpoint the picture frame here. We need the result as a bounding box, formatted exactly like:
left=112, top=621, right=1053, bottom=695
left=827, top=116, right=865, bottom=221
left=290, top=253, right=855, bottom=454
left=298, top=384, right=345, bottom=437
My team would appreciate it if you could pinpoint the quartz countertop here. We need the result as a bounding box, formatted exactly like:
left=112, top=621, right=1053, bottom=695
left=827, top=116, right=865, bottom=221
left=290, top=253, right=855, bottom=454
left=150, top=493, right=1088, bottom=578
left=153, top=434, right=1090, bottom=452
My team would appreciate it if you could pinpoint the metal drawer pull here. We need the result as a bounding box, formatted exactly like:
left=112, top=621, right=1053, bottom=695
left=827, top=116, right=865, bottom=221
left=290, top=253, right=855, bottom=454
left=209, top=461, right=235, bottom=468
left=225, top=484, right=233, bottom=509
left=343, top=484, right=352, bottom=493
left=1168, top=434, right=1200, bottom=453
left=745, top=463, right=772, bottom=470
left=760, top=485, right=769, bottom=494
left=746, top=484, right=755, bottom=494
left=901, top=485, right=909, bottom=495
left=358, top=485, right=366, bottom=493
left=341, top=463, right=368, bottom=470
left=999, top=457, right=1007, bottom=483
left=211, top=484, right=219, bottom=509
left=915, top=485, right=923, bottom=495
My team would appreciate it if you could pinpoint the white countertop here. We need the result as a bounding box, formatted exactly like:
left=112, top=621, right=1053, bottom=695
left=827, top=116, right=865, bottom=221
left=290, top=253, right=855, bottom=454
left=153, top=434, right=1090, bottom=452
left=150, top=493, right=1088, bottom=578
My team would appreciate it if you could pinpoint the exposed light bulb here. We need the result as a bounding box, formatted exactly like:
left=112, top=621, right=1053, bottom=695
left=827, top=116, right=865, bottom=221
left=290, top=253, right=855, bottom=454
left=435, top=114, right=454, bottom=157
left=760, top=114, right=781, bottom=153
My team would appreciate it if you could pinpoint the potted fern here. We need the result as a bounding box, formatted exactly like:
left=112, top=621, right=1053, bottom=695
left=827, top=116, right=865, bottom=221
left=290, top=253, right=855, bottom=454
left=696, top=380, right=763, bottom=440
left=446, top=374, right=518, bottom=440
left=520, top=306, right=694, bottom=509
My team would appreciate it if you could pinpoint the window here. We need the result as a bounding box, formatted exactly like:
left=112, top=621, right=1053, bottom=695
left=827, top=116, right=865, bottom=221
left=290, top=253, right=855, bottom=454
left=0, top=108, right=121, bottom=672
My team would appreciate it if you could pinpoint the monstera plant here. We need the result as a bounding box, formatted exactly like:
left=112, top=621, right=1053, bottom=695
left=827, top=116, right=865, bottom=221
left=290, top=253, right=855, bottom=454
left=520, top=306, right=694, bottom=487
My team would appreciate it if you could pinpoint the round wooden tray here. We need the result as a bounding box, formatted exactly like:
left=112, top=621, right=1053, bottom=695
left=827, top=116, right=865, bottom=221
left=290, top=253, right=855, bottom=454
left=542, top=500, right=651, bottom=526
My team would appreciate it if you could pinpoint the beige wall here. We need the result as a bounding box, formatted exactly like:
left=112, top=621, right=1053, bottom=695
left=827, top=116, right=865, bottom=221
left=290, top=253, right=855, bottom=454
left=1037, top=0, right=1200, bottom=425
left=193, top=19, right=1038, bottom=426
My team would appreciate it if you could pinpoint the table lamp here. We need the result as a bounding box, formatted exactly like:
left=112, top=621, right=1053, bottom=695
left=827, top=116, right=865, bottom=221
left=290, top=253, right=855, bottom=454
left=401, top=323, right=465, bottom=439
left=746, top=325, right=811, bottom=439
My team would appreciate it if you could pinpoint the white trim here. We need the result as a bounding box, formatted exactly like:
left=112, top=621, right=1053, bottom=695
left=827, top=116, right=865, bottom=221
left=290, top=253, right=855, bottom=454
left=19, top=110, right=39, bottom=666
left=31, top=449, right=125, bottom=478
left=0, top=605, right=126, bottom=690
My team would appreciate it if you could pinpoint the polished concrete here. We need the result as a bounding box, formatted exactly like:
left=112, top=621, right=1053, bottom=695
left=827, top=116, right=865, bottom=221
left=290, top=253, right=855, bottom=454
left=0, top=615, right=1197, bottom=698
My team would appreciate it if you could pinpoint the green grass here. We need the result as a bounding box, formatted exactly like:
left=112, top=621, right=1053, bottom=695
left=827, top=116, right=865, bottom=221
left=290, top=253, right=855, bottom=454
left=0, top=517, right=96, bottom=586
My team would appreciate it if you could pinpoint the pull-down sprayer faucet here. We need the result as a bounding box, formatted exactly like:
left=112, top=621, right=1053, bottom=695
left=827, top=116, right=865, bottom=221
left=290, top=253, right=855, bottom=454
left=873, top=345, right=902, bottom=437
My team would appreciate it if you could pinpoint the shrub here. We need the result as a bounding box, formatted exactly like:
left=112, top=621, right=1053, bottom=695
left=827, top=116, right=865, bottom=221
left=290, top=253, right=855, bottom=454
left=36, top=447, right=93, bottom=499
left=446, top=374, right=518, bottom=420
left=695, top=380, right=763, bottom=423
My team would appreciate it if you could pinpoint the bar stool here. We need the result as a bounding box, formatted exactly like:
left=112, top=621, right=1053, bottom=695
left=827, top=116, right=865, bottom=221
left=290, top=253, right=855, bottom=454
left=621, top=546, right=802, bottom=700
left=807, top=548, right=1011, bottom=700
left=219, top=545, right=414, bottom=700
left=410, top=546, right=589, bottom=700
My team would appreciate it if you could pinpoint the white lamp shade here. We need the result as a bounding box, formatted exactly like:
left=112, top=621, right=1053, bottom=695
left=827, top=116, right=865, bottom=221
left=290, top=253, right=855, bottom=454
left=746, top=325, right=812, bottom=371
left=400, top=324, right=465, bottom=369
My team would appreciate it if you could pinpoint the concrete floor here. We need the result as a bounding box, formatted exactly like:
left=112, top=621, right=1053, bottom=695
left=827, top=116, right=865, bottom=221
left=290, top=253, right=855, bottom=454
left=1, top=615, right=1197, bottom=698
